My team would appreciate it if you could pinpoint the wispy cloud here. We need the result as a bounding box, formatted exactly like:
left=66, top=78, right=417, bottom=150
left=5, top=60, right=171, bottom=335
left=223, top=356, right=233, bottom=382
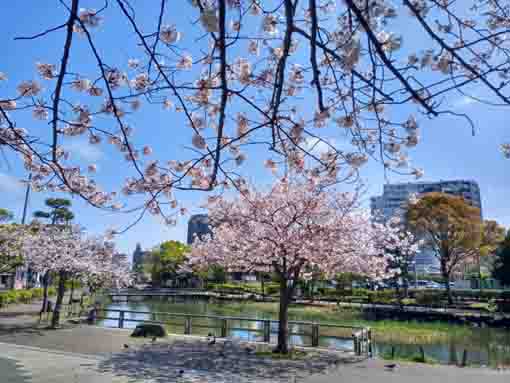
left=63, top=139, right=104, bottom=162
left=0, top=173, right=24, bottom=193
left=304, top=137, right=336, bottom=156
left=452, top=96, right=476, bottom=109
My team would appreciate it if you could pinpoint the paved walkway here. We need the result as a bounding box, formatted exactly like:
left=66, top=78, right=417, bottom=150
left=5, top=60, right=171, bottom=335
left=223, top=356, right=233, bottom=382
left=0, top=325, right=509, bottom=382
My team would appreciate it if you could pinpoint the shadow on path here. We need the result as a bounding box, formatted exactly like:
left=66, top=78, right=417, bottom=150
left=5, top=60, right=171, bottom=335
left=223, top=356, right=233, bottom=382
left=98, top=339, right=361, bottom=383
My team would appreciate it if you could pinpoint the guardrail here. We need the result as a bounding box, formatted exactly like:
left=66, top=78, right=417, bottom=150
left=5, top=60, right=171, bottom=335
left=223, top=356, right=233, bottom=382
left=91, top=308, right=372, bottom=356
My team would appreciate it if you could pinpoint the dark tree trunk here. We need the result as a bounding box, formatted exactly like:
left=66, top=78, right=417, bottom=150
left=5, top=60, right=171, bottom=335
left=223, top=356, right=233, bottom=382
left=51, top=271, right=67, bottom=328
left=260, top=274, right=265, bottom=298
left=403, top=278, right=409, bottom=299
left=68, top=279, right=75, bottom=304
left=40, top=271, right=50, bottom=319
left=275, top=278, right=291, bottom=354
left=443, top=272, right=453, bottom=305
left=440, top=259, right=453, bottom=305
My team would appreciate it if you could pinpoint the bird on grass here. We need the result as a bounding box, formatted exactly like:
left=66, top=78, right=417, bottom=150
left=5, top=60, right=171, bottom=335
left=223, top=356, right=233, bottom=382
left=384, top=363, right=398, bottom=371
left=207, top=333, right=216, bottom=346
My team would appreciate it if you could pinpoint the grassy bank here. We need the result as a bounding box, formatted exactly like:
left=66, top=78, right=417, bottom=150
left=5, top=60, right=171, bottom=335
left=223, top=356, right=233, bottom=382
left=190, top=300, right=472, bottom=343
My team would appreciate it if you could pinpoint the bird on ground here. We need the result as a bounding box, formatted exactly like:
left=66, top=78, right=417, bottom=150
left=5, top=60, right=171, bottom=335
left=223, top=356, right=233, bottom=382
left=207, top=333, right=216, bottom=346
left=123, top=344, right=129, bottom=349
left=244, top=345, right=256, bottom=354
left=384, top=363, right=398, bottom=371
left=151, top=337, right=157, bottom=343
left=178, top=369, right=184, bottom=376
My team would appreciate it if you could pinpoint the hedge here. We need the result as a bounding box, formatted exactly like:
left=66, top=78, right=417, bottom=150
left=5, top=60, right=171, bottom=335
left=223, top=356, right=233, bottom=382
left=312, top=288, right=510, bottom=307
left=0, top=287, right=56, bottom=307
left=208, top=282, right=280, bottom=296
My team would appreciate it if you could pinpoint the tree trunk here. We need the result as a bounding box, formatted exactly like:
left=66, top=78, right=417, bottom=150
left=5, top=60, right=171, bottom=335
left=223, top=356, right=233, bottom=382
left=478, top=255, right=483, bottom=293
left=68, top=279, right=75, bottom=305
left=40, top=271, right=50, bottom=319
left=443, top=272, right=453, bottom=305
left=51, top=271, right=67, bottom=328
left=260, top=274, right=265, bottom=298
left=275, top=278, right=290, bottom=354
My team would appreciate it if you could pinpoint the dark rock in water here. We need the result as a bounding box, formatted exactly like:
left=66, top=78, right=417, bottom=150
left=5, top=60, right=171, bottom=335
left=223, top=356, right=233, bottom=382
left=130, top=324, right=166, bottom=338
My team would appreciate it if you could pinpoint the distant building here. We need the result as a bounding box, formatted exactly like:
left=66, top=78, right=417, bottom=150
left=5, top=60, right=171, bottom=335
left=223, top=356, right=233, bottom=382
left=131, top=243, right=151, bottom=274
left=370, top=180, right=482, bottom=273
left=187, top=214, right=211, bottom=245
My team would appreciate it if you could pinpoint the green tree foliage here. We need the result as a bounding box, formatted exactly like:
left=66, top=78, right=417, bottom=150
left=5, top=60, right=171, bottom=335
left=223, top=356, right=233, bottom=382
left=493, top=231, right=510, bottom=287
left=0, top=208, right=13, bottom=223
left=33, top=198, right=74, bottom=225
left=335, top=272, right=366, bottom=290
left=151, top=241, right=189, bottom=286
left=407, top=193, right=482, bottom=303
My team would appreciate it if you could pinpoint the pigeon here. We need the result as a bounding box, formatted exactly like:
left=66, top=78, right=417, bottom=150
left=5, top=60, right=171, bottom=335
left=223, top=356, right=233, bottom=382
left=123, top=344, right=129, bottom=349
left=207, top=334, right=216, bottom=346
left=244, top=345, right=256, bottom=354
left=151, top=337, right=157, bottom=343
left=384, top=363, right=398, bottom=371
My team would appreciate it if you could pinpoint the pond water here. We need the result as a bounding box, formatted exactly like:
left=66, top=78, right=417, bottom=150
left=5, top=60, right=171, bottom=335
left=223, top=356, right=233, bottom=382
left=101, top=296, right=510, bottom=367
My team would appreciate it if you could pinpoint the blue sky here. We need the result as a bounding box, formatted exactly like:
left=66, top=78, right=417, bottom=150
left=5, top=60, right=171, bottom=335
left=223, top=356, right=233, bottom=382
left=0, top=1, right=508, bottom=259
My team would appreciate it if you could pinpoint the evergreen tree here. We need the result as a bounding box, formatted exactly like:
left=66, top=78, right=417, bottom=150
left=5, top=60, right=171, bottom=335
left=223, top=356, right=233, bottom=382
left=493, top=232, right=510, bottom=287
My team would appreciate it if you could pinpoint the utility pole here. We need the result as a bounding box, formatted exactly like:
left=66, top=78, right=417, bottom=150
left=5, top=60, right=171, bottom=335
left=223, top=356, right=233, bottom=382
left=21, top=173, right=32, bottom=225
left=20, top=173, right=32, bottom=288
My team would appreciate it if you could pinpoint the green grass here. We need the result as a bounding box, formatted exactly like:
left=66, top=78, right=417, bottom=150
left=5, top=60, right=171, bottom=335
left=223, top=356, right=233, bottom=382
left=380, top=351, right=438, bottom=365
left=201, top=300, right=472, bottom=344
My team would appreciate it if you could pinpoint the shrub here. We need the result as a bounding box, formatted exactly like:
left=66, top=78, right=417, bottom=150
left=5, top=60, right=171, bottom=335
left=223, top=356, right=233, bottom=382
left=0, top=287, right=55, bottom=308
left=414, top=291, right=443, bottom=306
left=18, top=290, right=33, bottom=303
left=265, top=283, right=280, bottom=296
left=367, top=290, right=395, bottom=304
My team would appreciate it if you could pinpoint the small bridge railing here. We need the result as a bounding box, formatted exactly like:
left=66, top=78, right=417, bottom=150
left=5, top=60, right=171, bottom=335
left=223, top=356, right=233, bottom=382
left=90, top=308, right=372, bottom=356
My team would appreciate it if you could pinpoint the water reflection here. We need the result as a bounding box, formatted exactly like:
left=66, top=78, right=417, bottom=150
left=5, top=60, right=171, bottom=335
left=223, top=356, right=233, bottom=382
left=101, top=298, right=510, bottom=367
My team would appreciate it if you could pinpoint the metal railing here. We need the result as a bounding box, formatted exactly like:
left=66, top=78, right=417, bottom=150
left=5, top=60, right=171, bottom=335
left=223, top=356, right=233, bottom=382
left=90, top=308, right=372, bottom=356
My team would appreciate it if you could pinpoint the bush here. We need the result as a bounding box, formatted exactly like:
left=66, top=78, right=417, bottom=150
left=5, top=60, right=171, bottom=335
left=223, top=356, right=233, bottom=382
left=18, top=290, right=33, bottom=303
left=367, top=290, right=395, bottom=304
left=0, top=287, right=55, bottom=308
left=414, top=291, right=443, bottom=306
left=265, top=283, right=280, bottom=296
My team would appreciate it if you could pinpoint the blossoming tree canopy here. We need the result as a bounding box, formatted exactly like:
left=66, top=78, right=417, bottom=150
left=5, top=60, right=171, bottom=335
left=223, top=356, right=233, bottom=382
left=19, top=224, right=131, bottom=287
left=0, top=0, right=509, bottom=227
left=187, top=178, right=403, bottom=352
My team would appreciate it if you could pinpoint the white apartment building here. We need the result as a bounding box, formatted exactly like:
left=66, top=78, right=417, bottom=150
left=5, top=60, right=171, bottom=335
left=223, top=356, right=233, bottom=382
left=370, top=180, right=482, bottom=273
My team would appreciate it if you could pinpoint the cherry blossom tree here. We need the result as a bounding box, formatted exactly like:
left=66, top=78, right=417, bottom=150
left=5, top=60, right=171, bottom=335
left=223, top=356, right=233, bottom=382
left=376, top=216, right=422, bottom=298
left=18, top=224, right=131, bottom=327
left=188, top=178, right=405, bottom=353
left=0, top=1, right=509, bottom=230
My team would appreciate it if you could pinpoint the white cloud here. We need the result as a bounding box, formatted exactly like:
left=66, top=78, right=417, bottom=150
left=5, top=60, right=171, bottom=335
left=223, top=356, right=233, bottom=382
left=63, top=139, right=104, bottom=161
left=0, top=173, right=24, bottom=193
left=453, top=96, right=476, bottom=109
left=304, top=137, right=336, bottom=156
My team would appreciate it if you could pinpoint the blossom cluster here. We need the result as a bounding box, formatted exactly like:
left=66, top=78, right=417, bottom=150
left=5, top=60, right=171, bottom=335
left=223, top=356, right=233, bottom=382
left=187, top=178, right=417, bottom=282
left=7, top=224, right=131, bottom=288
left=0, top=0, right=508, bottom=227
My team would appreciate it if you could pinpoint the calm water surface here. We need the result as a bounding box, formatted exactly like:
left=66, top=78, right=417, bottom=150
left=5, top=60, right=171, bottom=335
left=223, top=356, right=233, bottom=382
left=101, top=296, right=510, bottom=367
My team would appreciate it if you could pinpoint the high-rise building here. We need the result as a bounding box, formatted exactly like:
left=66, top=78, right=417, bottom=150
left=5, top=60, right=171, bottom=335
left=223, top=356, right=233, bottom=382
left=132, top=243, right=150, bottom=271
left=187, top=214, right=211, bottom=245
left=370, top=180, right=482, bottom=273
